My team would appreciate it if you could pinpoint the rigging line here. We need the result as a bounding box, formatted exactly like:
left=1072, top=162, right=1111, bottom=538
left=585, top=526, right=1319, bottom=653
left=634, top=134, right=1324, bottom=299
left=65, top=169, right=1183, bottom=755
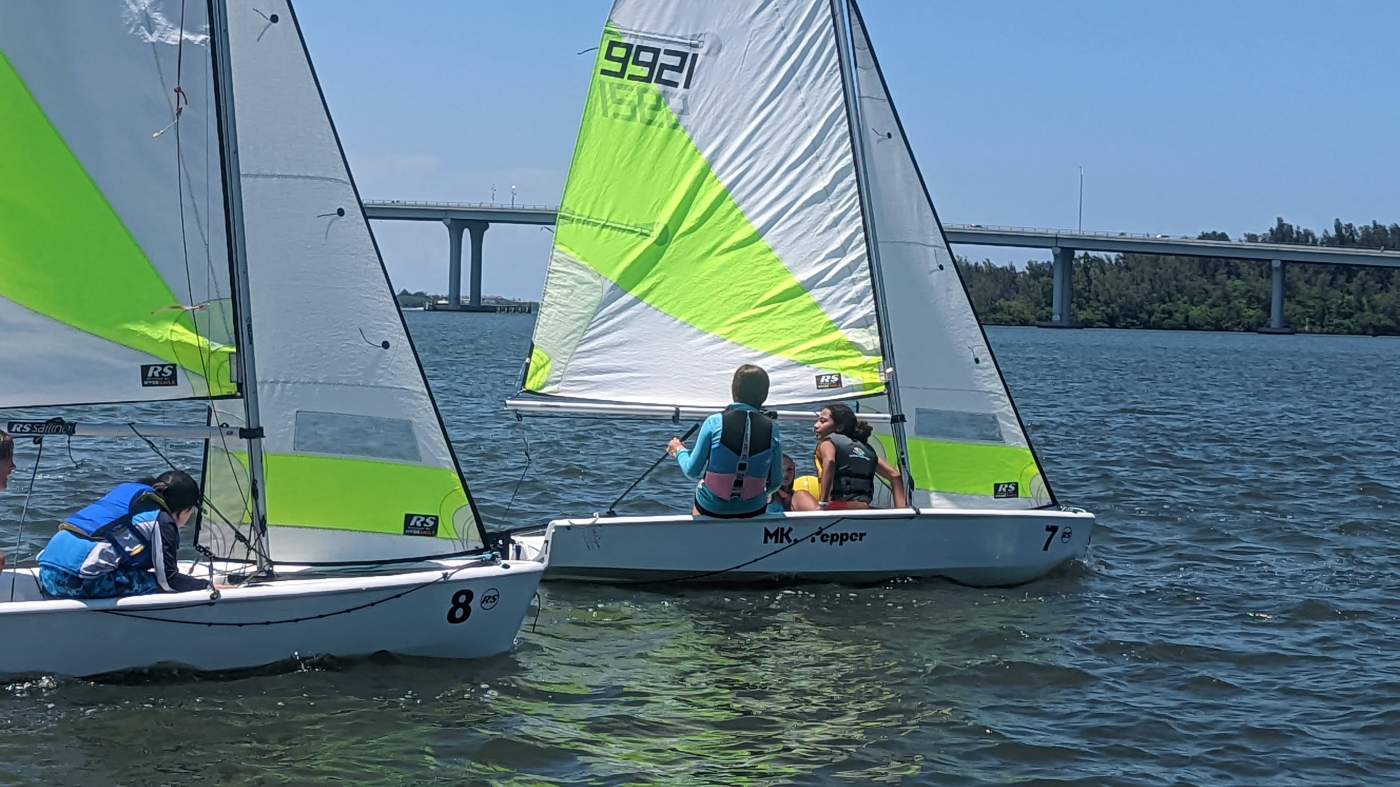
left=8, top=436, right=47, bottom=602
left=502, top=424, right=533, bottom=523
left=606, top=422, right=699, bottom=516
left=63, top=433, right=83, bottom=469
left=125, top=424, right=268, bottom=565
left=619, top=516, right=854, bottom=587
left=94, top=564, right=476, bottom=627
left=167, top=0, right=254, bottom=552
left=275, top=549, right=494, bottom=569
left=172, top=547, right=501, bottom=569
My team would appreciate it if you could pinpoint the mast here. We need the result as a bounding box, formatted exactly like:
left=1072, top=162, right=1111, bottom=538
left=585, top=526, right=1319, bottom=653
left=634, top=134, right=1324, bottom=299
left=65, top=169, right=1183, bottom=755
left=208, top=0, right=272, bottom=572
left=828, top=0, right=916, bottom=507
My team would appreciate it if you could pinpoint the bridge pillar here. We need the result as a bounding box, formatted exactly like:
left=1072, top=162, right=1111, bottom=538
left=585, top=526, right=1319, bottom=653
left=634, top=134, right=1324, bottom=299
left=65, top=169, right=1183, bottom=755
left=1042, top=247, right=1076, bottom=327
left=466, top=220, right=489, bottom=309
left=1260, top=258, right=1296, bottom=334
left=444, top=219, right=465, bottom=309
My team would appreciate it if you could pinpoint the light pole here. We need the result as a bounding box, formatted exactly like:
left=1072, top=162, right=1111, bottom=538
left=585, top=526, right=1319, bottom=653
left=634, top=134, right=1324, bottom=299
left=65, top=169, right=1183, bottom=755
left=1077, top=165, right=1084, bottom=232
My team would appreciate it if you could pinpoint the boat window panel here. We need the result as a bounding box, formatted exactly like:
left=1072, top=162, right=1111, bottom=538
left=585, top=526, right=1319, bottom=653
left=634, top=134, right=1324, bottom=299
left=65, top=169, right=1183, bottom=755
left=914, top=408, right=1004, bottom=444
left=293, top=411, right=422, bottom=462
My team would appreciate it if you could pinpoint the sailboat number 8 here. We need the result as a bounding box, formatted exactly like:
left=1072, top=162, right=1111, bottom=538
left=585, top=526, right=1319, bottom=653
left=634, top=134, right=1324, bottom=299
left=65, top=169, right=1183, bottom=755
left=447, top=589, right=475, bottom=624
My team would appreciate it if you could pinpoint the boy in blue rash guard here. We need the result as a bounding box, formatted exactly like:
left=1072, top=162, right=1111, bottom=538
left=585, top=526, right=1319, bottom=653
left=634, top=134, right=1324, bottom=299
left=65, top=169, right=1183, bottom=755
left=37, top=469, right=212, bottom=598
left=667, top=365, right=784, bottom=519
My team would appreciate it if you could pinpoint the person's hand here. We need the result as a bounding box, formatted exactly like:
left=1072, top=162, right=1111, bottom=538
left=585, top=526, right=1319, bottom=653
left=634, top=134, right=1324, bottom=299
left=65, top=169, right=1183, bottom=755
left=667, top=437, right=686, bottom=457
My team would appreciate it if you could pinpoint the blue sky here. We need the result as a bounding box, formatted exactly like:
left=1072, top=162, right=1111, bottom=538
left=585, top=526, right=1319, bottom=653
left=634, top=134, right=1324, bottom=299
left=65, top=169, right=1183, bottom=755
left=296, top=1, right=1400, bottom=298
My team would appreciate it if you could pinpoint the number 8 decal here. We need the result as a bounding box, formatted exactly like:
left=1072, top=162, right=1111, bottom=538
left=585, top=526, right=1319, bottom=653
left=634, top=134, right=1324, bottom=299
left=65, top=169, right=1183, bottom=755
left=447, top=589, right=474, bottom=624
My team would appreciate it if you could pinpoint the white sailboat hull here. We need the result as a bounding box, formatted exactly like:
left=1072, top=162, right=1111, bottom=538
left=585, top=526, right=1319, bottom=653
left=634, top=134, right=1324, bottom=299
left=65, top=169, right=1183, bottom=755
left=0, top=558, right=542, bottom=678
left=514, top=508, right=1094, bottom=587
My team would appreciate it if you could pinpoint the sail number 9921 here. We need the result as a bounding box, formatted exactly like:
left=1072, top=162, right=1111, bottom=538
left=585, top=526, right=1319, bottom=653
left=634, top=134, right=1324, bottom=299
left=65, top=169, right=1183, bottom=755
left=599, top=40, right=700, bottom=89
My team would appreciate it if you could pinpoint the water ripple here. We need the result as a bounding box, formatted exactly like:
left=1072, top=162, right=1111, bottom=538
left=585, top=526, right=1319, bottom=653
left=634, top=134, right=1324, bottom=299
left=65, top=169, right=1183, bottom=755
left=2, top=321, right=1398, bottom=784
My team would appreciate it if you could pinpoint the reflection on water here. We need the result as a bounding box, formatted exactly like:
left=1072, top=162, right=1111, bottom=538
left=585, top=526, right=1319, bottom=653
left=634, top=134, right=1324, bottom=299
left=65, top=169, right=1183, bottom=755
left=2, top=319, right=1399, bottom=784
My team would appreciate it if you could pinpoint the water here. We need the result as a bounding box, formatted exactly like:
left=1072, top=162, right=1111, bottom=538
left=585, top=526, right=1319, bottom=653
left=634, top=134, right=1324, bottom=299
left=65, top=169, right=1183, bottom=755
left=2, top=317, right=1397, bottom=785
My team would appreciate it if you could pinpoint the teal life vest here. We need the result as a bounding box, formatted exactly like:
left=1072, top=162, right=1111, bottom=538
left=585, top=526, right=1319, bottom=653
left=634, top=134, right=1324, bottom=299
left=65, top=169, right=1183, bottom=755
left=701, top=407, right=775, bottom=504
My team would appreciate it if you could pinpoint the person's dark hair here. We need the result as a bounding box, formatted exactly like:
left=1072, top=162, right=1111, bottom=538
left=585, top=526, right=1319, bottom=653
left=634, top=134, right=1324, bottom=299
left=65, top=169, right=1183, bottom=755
left=826, top=403, right=873, bottom=443
left=138, top=469, right=201, bottom=513
left=0, top=431, right=12, bottom=461
left=731, top=364, right=770, bottom=407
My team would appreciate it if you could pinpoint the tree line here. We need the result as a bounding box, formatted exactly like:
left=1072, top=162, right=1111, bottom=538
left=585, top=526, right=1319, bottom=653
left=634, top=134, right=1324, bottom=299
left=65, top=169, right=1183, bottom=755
left=959, top=219, right=1400, bottom=334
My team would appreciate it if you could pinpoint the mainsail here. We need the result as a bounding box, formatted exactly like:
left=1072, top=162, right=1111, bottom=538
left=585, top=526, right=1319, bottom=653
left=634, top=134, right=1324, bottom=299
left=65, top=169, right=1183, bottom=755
left=842, top=2, right=1054, bottom=509
left=200, top=0, right=486, bottom=562
left=0, top=1, right=236, bottom=408
left=521, top=0, right=885, bottom=409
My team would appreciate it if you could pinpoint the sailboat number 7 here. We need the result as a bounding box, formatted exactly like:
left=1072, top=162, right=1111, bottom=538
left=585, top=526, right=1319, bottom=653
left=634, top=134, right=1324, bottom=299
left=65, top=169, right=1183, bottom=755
left=1042, top=525, right=1059, bottom=551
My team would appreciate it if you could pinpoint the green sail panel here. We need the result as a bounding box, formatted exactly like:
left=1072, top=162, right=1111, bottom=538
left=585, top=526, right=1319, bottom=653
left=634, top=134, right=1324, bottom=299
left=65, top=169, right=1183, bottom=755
left=874, top=435, right=1043, bottom=501
left=206, top=450, right=468, bottom=541
left=0, top=51, right=235, bottom=402
left=525, top=14, right=884, bottom=407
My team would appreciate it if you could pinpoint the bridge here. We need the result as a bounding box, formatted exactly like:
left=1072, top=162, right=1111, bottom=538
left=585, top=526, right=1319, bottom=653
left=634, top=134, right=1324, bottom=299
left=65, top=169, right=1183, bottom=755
left=363, top=200, right=1400, bottom=332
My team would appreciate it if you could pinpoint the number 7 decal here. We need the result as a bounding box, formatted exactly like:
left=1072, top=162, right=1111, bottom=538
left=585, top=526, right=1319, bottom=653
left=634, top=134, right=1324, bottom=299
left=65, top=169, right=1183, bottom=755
left=1042, top=525, right=1059, bottom=551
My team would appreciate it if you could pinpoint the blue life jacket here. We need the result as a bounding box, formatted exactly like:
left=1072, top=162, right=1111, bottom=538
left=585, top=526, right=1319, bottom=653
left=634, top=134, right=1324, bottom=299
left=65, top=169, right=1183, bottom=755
left=701, top=407, right=774, bottom=503
left=44, top=483, right=166, bottom=573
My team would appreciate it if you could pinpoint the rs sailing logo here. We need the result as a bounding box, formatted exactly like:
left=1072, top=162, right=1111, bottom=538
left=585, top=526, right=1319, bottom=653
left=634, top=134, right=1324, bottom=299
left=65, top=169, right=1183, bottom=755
left=403, top=514, right=440, bottom=537
left=140, top=364, right=178, bottom=387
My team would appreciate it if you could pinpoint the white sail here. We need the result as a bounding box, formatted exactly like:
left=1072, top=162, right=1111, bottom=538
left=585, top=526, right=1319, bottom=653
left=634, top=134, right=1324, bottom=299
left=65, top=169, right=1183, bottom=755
left=845, top=2, right=1053, bottom=509
left=519, top=0, right=885, bottom=409
left=201, top=0, right=485, bottom=562
left=0, top=1, right=236, bottom=408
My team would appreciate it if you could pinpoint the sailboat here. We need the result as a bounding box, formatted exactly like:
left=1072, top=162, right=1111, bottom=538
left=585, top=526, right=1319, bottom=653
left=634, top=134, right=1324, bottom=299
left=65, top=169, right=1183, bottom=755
left=0, top=0, right=542, bottom=677
left=504, top=0, right=1094, bottom=586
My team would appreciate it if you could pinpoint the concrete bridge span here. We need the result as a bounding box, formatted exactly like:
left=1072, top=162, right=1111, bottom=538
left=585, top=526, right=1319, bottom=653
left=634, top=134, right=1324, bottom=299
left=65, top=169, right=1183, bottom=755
left=363, top=200, right=1400, bottom=331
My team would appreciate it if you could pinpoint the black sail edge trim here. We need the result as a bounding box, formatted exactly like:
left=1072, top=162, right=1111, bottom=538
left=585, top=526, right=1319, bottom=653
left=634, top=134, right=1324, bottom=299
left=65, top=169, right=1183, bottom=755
left=845, top=0, right=1059, bottom=507
left=280, top=0, right=492, bottom=548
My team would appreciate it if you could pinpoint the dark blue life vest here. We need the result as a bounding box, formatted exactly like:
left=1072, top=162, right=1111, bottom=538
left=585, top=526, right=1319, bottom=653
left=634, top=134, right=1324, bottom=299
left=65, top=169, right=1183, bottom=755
left=701, top=407, right=775, bottom=503
left=56, top=483, right=166, bottom=569
left=828, top=433, right=877, bottom=502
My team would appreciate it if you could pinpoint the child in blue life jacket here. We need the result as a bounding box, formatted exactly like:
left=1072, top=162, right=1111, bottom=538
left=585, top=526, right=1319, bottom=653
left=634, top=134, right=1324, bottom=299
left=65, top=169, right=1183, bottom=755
left=37, top=470, right=212, bottom=599
left=667, top=364, right=784, bottom=519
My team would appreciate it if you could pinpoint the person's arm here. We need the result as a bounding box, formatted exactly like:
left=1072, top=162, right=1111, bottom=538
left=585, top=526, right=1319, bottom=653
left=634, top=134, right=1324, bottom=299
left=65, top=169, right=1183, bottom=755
left=816, top=440, right=837, bottom=504
left=155, top=518, right=211, bottom=593
left=673, top=415, right=717, bottom=480
left=875, top=457, right=908, bottom=508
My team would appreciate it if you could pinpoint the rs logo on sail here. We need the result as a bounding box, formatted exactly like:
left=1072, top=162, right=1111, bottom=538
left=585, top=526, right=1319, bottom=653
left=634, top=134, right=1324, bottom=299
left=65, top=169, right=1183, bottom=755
left=140, top=364, right=178, bottom=387
left=403, top=514, right=439, bottom=537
